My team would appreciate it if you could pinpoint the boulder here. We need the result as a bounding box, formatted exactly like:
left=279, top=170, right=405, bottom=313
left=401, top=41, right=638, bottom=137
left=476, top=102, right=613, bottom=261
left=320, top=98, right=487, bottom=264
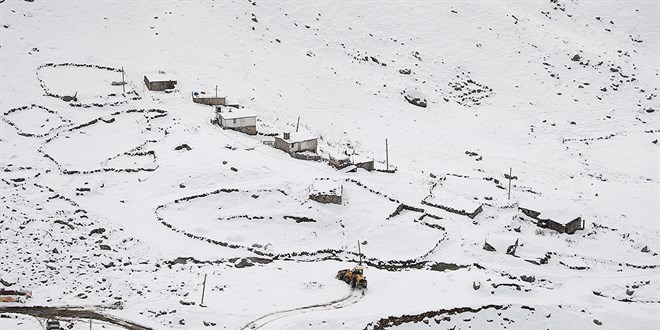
left=403, top=87, right=427, bottom=108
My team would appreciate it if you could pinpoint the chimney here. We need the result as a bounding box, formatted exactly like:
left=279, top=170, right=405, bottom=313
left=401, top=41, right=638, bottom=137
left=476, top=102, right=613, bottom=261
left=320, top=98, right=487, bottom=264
left=283, top=132, right=290, bottom=140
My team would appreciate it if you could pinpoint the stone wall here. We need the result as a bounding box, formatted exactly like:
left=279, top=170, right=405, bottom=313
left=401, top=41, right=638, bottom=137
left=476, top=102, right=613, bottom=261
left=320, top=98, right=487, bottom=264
left=273, top=137, right=291, bottom=153
left=309, top=193, right=342, bottom=205
left=223, top=125, right=257, bottom=136
left=192, top=96, right=226, bottom=106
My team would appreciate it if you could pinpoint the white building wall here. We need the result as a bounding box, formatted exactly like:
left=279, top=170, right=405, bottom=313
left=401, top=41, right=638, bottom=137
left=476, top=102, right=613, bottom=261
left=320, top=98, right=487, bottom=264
left=220, top=116, right=256, bottom=128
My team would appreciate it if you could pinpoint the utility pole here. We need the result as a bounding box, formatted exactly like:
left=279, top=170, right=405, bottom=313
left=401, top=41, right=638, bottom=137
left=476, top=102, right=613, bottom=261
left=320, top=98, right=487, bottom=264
left=296, top=116, right=300, bottom=132
left=385, top=139, right=389, bottom=170
left=215, top=85, right=218, bottom=98
left=89, top=310, right=92, bottom=330
left=507, top=167, right=512, bottom=200
left=121, top=67, right=125, bottom=94
left=200, top=274, right=207, bottom=306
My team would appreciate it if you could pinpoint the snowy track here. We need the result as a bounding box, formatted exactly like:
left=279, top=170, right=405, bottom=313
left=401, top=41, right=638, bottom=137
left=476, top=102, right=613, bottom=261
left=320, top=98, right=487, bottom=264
left=240, top=288, right=365, bottom=329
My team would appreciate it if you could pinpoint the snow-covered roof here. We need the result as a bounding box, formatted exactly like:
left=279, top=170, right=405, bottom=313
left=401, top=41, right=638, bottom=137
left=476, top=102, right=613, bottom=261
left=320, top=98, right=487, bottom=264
left=310, top=179, right=342, bottom=196
left=218, top=108, right=256, bottom=119
left=520, top=200, right=581, bottom=224
left=145, top=72, right=176, bottom=81
left=537, top=209, right=581, bottom=224
left=279, top=131, right=317, bottom=143
left=350, top=155, right=373, bottom=164
left=328, top=149, right=349, bottom=161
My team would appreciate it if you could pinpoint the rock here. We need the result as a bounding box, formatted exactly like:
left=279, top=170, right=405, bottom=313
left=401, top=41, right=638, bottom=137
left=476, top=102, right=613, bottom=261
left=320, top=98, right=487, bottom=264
left=641, top=245, right=649, bottom=252
left=52, top=248, right=59, bottom=254
left=399, top=68, right=411, bottom=75
left=520, top=275, right=536, bottom=283
left=0, top=278, right=16, bottom=287
left=403, top=87, right=427, bottom=108
left=179, top=183, right=186, bottom=188
left=230, top=167, right=238, bottom=172
left=203, top=321, right=216, bottom=326
left=626, top=288, right=634, bottom=296
left=593, top=319, right=602, bottom=326
left=234, top=258, right=254, bottom=268
left=175, top=144, right=192, bottom=151
left=89, top=228, right=106, bottom=236
left=100, top=244, right=111, bottom=251
left=571, top=54, right=581, bottom=61
left=179, top=300, right=195, bottom=306
left=473, top=281, right=481, bottom=290
left=179, top=319, right=186, bottom=325
left=483, top=240, right=496, bottom=252
left=76, top=293, right=88, bottom=299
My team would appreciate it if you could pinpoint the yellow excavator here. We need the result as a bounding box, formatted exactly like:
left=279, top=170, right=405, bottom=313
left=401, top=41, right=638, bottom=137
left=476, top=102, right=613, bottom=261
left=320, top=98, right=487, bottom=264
left=336, top=241, right=368, bottom=289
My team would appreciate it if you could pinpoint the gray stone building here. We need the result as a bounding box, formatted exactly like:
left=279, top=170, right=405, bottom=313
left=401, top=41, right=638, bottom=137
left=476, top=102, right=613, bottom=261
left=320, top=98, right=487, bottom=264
left=144, top=73, right=177, bottom=91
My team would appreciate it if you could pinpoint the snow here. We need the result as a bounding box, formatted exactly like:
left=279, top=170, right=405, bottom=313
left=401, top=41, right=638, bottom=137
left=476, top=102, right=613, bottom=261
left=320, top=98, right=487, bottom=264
left=144, top=71, right=177, bottom=82
left=310, top=179, right=342, bottom=196
left=0, top=0, right=658, bottom=329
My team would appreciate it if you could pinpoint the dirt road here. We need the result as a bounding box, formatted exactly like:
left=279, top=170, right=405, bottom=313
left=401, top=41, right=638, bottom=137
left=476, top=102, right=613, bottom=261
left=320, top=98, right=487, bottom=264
left=241, top=288, right=365, bottom=329
left=0, top=306, right=152, bottom=330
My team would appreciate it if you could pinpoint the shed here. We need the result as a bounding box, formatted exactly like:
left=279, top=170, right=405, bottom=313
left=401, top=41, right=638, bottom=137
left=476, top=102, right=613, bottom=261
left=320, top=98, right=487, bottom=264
left=328, top=152, right=350, bottom=169
left=519, top=205, right=585, bottom=234
left=192, top=90, right=226, bottom=106
left=274, top=132, right=318, bottom=154
left=144, top=73, right=177, bottom=91
left=216, top=106, right=257, bottom=135
left=309, top=179, right=343, bottom=204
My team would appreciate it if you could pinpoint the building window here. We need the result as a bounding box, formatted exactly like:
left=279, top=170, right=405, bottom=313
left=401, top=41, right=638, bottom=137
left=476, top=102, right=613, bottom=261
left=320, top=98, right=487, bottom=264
left=232, top=119, right=236, bottom=124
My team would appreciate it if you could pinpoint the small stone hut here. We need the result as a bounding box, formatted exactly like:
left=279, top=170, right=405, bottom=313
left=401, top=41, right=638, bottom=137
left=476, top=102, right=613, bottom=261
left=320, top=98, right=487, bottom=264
left=216, top=106, right=257, bottom=135
left=350, top=155, right=375, bottom=171
left=309, top=179, right=343, bottom=204
left=144, top=73, right=177, bottom=91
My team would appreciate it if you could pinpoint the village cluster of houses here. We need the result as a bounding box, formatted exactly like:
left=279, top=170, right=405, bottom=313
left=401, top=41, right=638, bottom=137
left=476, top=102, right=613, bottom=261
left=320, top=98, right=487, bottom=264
left=144, top=73, right=586, bottom=237
left=145, top=72, right=374, bottom=170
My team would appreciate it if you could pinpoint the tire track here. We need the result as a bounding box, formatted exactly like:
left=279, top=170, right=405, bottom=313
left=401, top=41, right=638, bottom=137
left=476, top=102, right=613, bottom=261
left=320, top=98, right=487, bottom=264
left=241, top=288, right=365, bottom=329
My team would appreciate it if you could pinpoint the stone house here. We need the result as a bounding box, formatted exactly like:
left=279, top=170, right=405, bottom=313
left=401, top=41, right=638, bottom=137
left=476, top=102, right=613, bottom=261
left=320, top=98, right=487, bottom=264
left=274, top=132, right=317, bottom=154
left=216, top=106, right=257, bottom=135
left=144, top=73, right=177, bottom=91
left=192, top=90, right=226, bottom=106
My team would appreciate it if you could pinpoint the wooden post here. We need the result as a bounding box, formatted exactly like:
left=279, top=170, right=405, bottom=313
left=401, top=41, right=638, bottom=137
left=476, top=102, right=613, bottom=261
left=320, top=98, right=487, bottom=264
left=385, top=139, right=389, bottom=170
left=121, top=67, right=125, bottom=94
left=296, top=116, right=300, bottom=132
left=357, top=240, right=362, bottom=265
left=508, top=167, right=512, bottom=200
left=89, top=310, right=92, bottom=329
left=215, top=85, right=218, bottom=98
left=201, top=274, right=207, bottom=305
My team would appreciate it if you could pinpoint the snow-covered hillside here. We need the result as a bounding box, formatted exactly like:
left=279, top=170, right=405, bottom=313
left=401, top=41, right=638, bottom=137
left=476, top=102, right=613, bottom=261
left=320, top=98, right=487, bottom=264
left=1, top=0, right=658, bottom=329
